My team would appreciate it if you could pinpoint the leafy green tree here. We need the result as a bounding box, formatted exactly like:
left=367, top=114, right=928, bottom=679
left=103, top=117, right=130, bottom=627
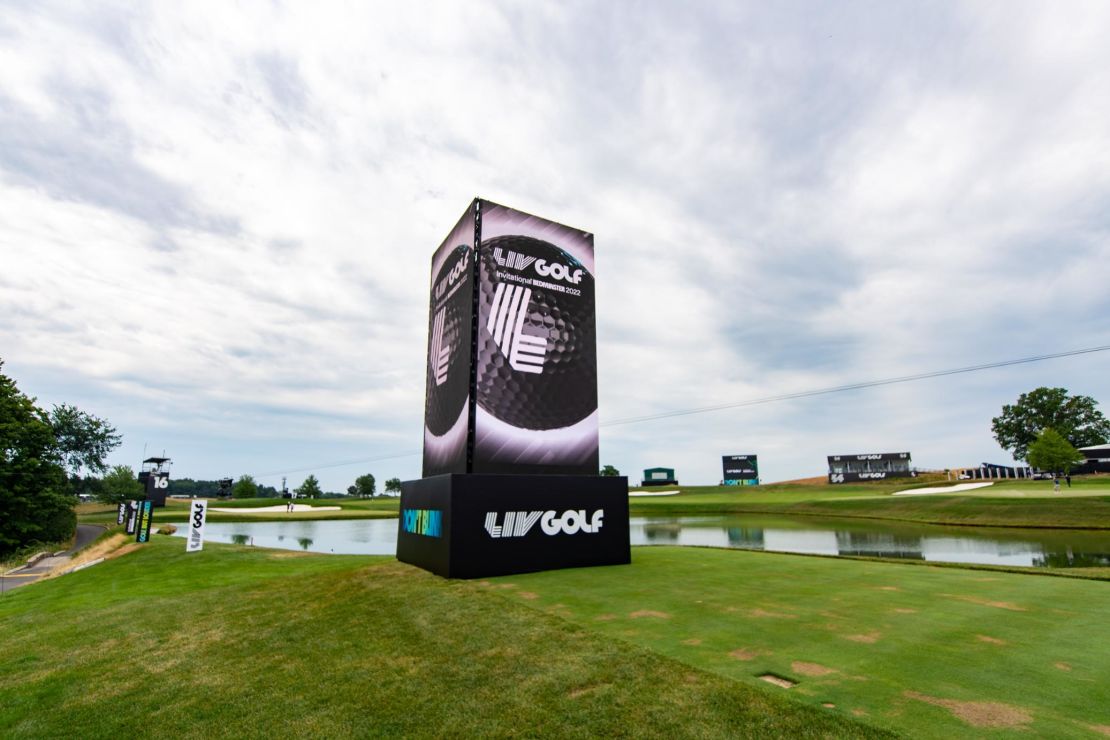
left=98, top=465, right=143, bottom=504
left=296, top=474, right=322, bottom=499
left=352, top=473, right=376, bottom=498
left=232, top=475, right=258, bottom=499
left=1026, top=428, right=1085, bottom=476
left=991, top=387, right=1109, bottom=461
left=600, top=465, right=620, bottom=477
left=0, top=360, right=75, bottom=557
left=48, top=403, right=121, bottom=480
left=384, top=477, right=402, bottom=496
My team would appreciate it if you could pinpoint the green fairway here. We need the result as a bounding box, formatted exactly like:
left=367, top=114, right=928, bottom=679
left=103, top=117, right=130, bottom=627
left=498, top=547, right=1110, bottom=738
left=629, top=479, right=1110, bottom=529
left=0, top=538, right=884, bottom=738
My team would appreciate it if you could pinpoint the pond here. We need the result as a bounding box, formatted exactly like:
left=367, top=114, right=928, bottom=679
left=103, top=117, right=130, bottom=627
left=172, top=516, right=1110, bottom=568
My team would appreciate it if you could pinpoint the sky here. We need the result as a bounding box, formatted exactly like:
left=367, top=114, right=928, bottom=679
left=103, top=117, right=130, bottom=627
left=2, top=0, right=1109, bottom=491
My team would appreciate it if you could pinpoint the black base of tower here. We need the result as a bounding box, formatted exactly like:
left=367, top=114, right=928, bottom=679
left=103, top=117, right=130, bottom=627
left=397, top=474, right=630, bottom=579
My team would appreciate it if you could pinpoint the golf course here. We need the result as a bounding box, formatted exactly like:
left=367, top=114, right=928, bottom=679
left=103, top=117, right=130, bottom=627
left=2, top=478, right=1108, bottom=737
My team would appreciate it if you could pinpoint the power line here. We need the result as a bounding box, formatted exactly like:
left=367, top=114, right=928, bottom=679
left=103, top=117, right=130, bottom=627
left=254, top=344, right=1110, bottom=478
left=601, top=344, right=1110, bottom=427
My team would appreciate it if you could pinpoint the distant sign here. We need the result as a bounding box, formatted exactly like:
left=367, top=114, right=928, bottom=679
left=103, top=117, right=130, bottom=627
left=135, top=500, right=153, bottom=543
left=125, top=501, right=139, bottom=535
left=186, top=500, right=208, bottom=553
left=116, top=502, right=127, bottom=526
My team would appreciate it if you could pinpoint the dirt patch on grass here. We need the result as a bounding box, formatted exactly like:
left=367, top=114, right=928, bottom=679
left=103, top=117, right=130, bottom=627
left=594, top=614, right=617, bottom=622
left=629, top=610, right=671, bottom=619
left=874, top=586, right=901, bottom=592
left=905, top=691, right=1033, bottom=728
left=268, top=551, right=311, bottom=559
left=841, top=631, right=882, bottom=644
left=729, top=648, right=768, bottom=661
left=822, top=703, right=836, bottom=708
left=791, top=662, right=837, bottom=677
left=518, top=592, right=539, bottom=600
left=759, top=674, right=796, bottom=689
left=1086, top=724, right=1110, bottom=736
left=568, top=683, right=608, bottom=699
left=749, top=608, right=796, bottom=619
left=942, top=594, right=1027, bottom=611
left=106, top=542, right=143, bottom=560
left=852, top=708, right=869, bottom=717
left=1054, top=662, right=1072, bottom=672
left=976, top=635, right=1007, bottom=645
left=682, top=638, right=702, bottom=646
left=891, top=608, right=917, bottom=614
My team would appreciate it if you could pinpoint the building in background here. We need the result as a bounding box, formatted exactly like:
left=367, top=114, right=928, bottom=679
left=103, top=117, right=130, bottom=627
left=827, top=452, right=913, bottom=484
left=641, top=467, right=678, bottom=486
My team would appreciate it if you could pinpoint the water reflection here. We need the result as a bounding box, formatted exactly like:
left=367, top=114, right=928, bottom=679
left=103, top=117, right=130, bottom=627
left=173, top=516, right=1110, bottom=569
left=629, top=517, right=1110, bottom=568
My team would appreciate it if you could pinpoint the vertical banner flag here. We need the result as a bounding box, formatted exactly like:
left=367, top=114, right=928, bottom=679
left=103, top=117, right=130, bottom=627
left=186, top=500, right=208, bottom=553
left=125, top=501, right=139, bottom=535
left=135, top=500, right=153, bottom=543
left=116, top=502, right=127, bottom=525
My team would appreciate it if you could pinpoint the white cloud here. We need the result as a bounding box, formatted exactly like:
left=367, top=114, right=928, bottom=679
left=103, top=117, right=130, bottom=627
left=1, top=1, right=1108, bottom=490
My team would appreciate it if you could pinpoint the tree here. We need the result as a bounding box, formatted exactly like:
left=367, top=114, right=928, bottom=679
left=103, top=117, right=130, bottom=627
left=232, top=475, right=258, bottom=499
left=600, top=465, right=620, bottom=477
left=991, top=387, right=1109, bottom=461
left=352, top=473, right=375, bottom=498
left=48, top=403, right=121, bottom=480
left=384, top=477, right=402, bottom=496
left=0, top=360, right=74, bottom=557
left=296, top=474, right=322, bottom=499
left=98, top=465, right=143, bottom=504
left=1026, top=428, right=1085, bottom=476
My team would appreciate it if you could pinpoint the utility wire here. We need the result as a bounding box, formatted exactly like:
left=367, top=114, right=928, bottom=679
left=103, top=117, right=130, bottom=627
left=253, top=344, right=1110, bottom=479
left=601, top=344, right=1110, bottom=427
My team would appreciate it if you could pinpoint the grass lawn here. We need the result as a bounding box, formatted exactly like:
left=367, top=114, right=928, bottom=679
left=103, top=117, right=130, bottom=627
left=499, top=547, right=1110, bottom=738
left=629, top=478, right=1110, bottom=529
left=0, top=537, right=884, bottom=738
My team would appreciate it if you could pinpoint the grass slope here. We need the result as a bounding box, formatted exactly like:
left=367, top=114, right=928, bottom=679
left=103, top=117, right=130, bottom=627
left=0, top=538, right=882, bottom=739
left=630, top=479, right=1110, bottom=529
left=501, top=547, right=1110, bottom=738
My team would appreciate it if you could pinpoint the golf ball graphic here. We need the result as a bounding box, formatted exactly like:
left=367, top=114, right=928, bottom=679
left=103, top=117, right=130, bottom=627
left=477, top=235, right=597, bottom=430
left=424, top=244, right=471, bottom=436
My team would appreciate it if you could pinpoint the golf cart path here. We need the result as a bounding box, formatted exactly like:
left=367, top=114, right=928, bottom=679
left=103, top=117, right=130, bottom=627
left=2, top=523, right=106, bottom=591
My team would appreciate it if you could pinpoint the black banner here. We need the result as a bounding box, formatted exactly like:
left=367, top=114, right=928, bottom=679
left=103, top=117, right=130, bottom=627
left=124, top=500, right=139, bottom=535
left=116, top=502, right=127, bottom=526
left=422, top=203, right=476, bottom=477
left=139, top=471, right=170, bottom=508
left=421, top=200, right=599, bottom=477
left=135, top=500, right=153, bottom=543
left=722, top=455, right=758, bottom=481
left=827, top=452, right=910, bottom=464
left=829, top=470, right=916, bottom=484
left=397, top=474, right=629, bottom=578
left=472, top=201, right=598, bottom=475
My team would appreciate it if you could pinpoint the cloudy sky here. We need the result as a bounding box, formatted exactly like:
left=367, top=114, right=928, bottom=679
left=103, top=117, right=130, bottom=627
left=2, top=1, right=1108, bottom=491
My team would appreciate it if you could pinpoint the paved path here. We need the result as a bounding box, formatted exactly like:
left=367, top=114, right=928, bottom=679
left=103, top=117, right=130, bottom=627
left=1, top=524, right=106, bottom=593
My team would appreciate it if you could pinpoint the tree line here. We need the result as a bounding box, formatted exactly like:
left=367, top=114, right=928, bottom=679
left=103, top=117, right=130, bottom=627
left=1, top=360, right=120, bottom=557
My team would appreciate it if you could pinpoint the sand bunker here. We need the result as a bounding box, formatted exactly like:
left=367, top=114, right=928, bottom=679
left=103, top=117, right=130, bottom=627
left=211, top=504, right=341, bottom=513
left=892, top=482, right=994, bottom=496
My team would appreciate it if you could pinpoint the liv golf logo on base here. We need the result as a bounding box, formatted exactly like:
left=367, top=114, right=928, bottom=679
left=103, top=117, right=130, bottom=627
left=186, top=500, right=208, bottom=552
